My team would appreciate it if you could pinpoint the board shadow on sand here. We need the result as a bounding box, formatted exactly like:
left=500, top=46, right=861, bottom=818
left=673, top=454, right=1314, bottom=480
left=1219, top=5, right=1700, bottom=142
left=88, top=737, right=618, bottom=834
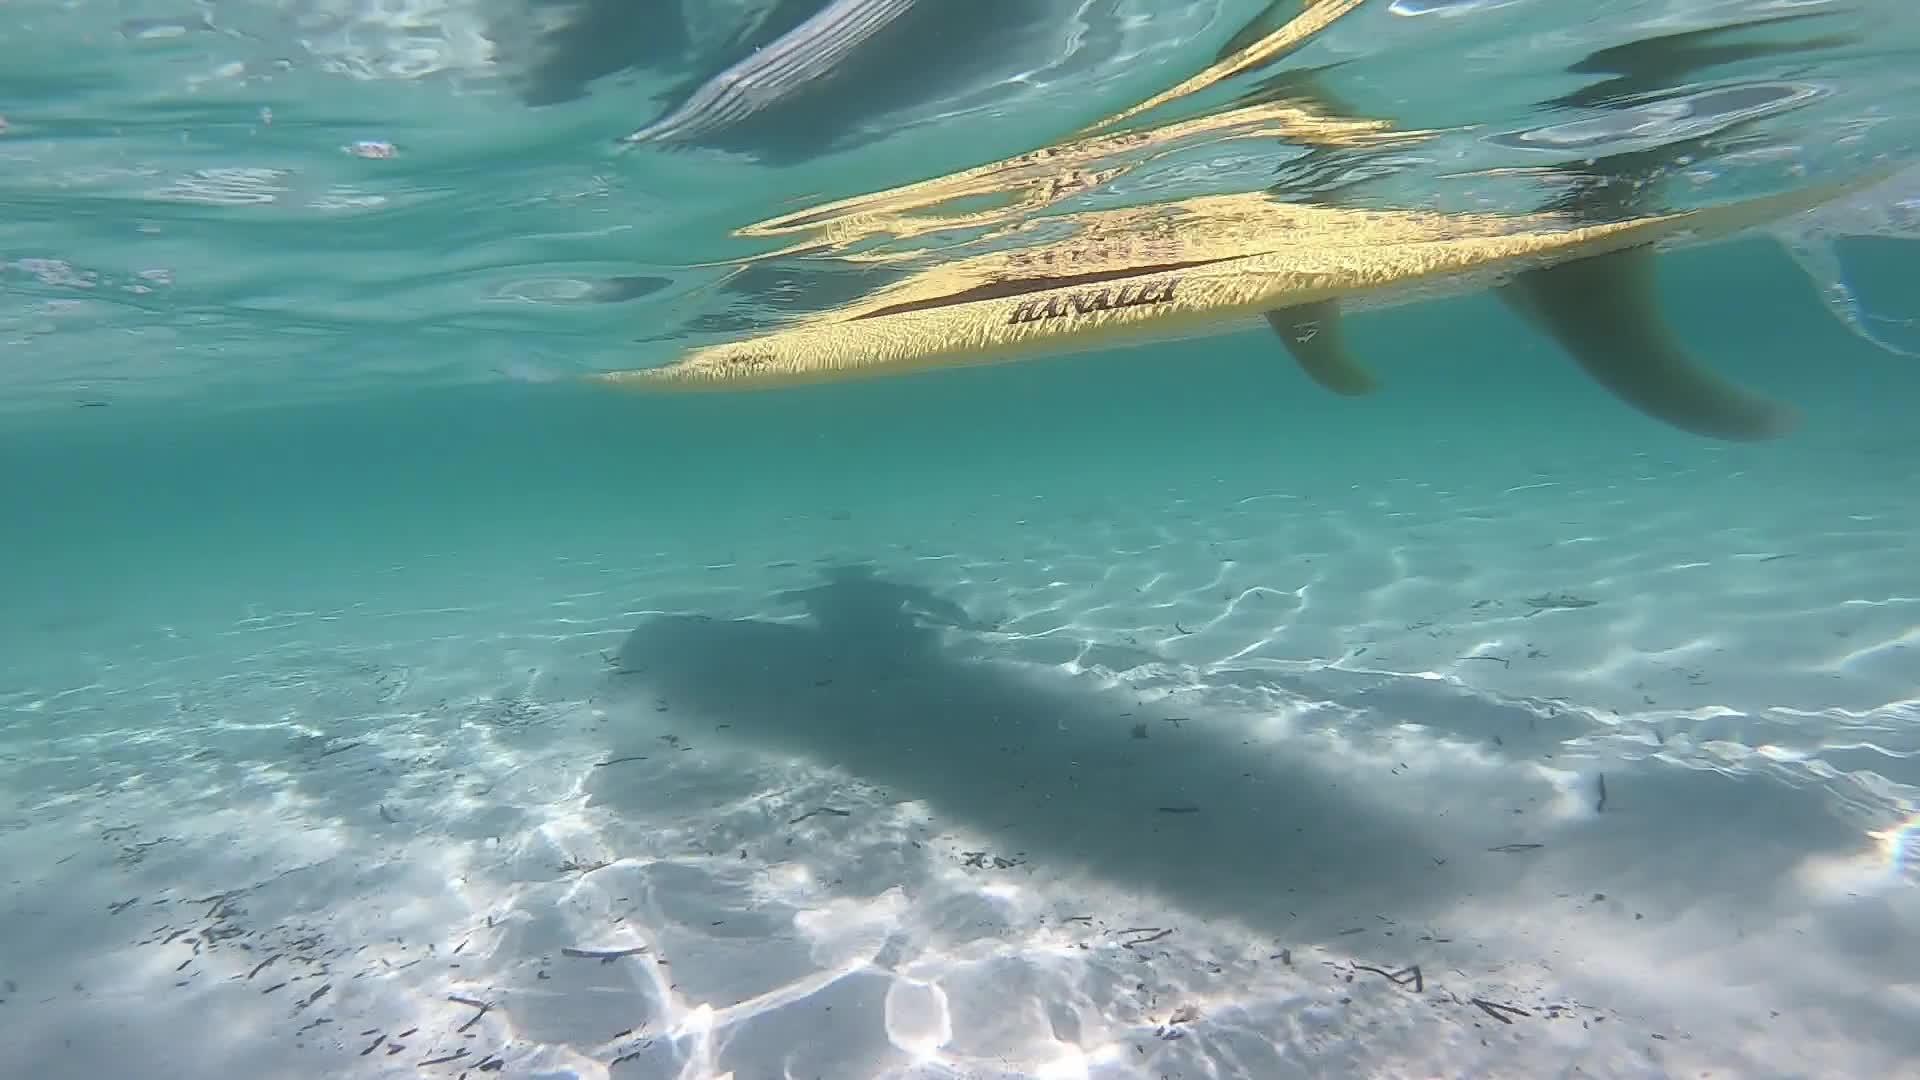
left=591, top=564, right=1888, bottom=952
left=596, top=563, right=1435, bottom=940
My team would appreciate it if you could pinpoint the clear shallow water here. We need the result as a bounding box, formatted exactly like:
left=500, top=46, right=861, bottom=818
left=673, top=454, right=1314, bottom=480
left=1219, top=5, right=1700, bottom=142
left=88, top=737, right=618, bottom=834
left=5, top=2, right=1920, bottom=1079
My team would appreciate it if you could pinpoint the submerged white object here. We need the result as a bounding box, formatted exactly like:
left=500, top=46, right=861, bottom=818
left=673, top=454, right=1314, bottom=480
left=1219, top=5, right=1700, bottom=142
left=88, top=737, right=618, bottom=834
left=620, top=0, right=919, bottom=146
left=1773, top=162, right=1920, bottom=358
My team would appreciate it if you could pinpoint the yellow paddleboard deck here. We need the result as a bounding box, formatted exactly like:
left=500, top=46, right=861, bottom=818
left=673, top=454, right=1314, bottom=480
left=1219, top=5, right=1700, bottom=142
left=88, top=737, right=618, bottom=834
left=589, top=179, right=1868, bottom=441
left=589, top=0, right=1890, bottom=441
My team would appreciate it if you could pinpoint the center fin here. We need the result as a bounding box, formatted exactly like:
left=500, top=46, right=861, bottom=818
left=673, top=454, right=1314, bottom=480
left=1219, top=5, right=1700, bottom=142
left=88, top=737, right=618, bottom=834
left=1498, top=247, right=1798, bottom=441
left=1266, top=299, right=1377, bottom=396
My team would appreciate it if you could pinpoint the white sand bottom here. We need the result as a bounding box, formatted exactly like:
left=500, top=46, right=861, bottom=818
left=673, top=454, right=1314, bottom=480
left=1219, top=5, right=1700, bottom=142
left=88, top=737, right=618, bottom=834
left=3, top=439, right=1918, bottom=1080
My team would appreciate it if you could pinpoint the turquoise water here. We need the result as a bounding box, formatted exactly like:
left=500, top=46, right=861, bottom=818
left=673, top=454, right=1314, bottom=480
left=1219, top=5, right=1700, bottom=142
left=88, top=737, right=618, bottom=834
left=6, top=3, right=1920, bottom=1078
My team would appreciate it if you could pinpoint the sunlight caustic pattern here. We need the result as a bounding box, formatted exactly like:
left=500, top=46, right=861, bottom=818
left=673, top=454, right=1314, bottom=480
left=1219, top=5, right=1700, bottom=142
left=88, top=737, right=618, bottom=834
left=7, top=436, right=1920, bottom=1078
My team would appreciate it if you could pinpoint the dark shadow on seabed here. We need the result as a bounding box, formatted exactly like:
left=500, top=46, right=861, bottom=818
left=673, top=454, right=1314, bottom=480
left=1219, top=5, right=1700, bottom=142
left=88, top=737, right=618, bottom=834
left=590, top=564, right=1869, bottom=946
left=583, top=564, right=1920, bottom=1064
left=596, top=563, right=1430, bottom=940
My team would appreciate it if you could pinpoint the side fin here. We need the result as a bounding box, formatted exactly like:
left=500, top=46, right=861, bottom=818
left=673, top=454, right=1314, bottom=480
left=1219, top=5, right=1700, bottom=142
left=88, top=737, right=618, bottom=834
left=1266, top=299, right=1378, bottom=396
left=1498, top=246, right=1798, bottom=441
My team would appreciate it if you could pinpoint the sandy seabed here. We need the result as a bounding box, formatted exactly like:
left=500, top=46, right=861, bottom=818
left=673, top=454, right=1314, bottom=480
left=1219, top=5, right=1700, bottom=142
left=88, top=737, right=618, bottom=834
left=4, top=439, right=1918, bottom=1080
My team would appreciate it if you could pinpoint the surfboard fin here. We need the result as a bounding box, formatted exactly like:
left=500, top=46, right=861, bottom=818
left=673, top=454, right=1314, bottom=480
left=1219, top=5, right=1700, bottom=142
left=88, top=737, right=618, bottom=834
left=1266, top=299, right=1378, bottom=396
left=1498, top=246, right=1798, bottom=441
